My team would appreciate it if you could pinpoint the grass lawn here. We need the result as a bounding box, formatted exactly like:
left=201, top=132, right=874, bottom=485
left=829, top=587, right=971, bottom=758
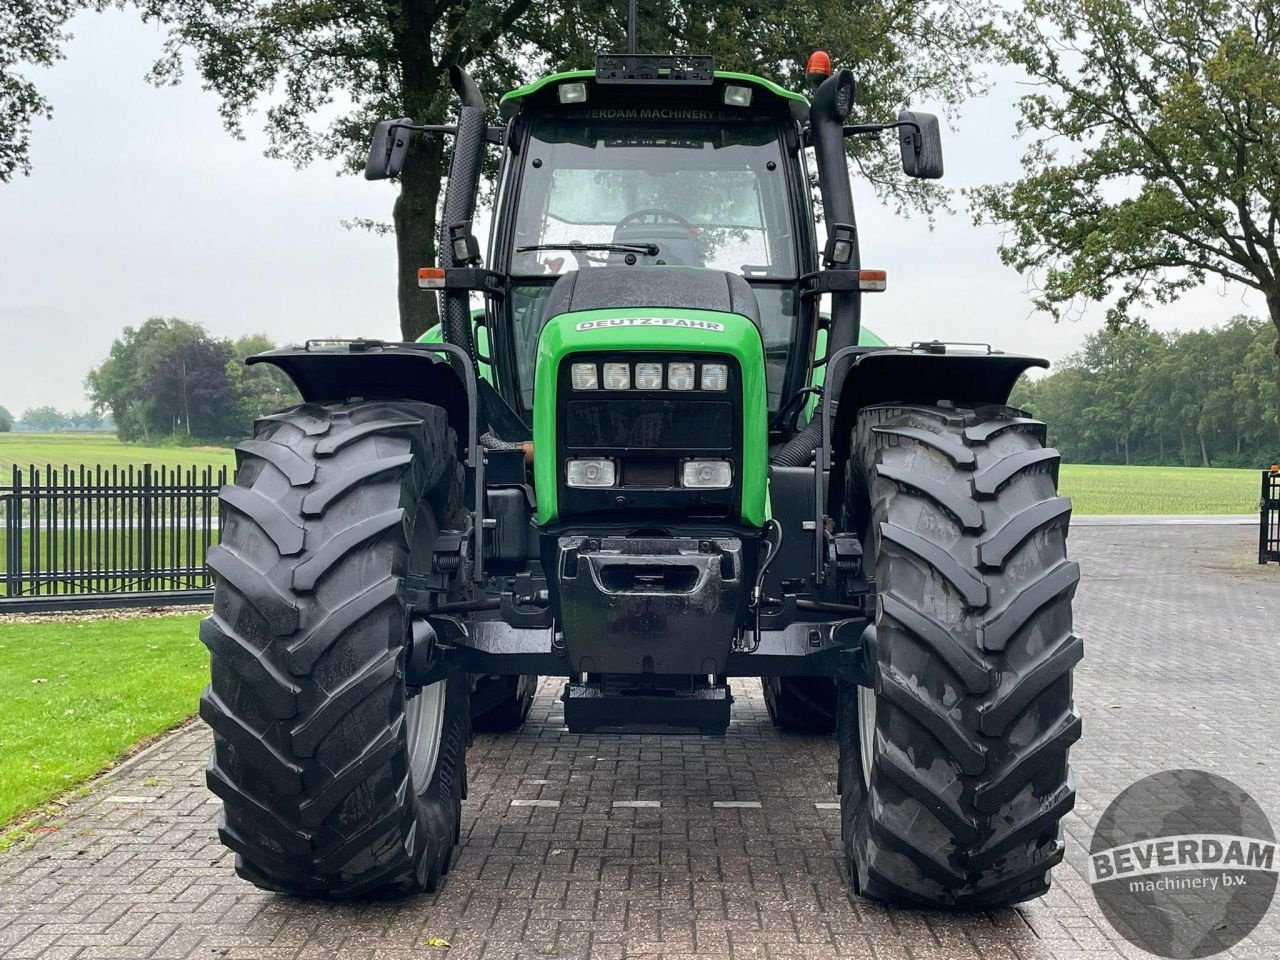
left=0, top=613, right=207, bottom=831
left=0, top=433, right=235, bottom=473
left=1059, top=463, right=1262, bottom=515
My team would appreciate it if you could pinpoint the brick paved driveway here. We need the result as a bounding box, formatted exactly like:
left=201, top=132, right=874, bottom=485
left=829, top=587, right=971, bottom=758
left=1, top=525, right=1278, bottom=959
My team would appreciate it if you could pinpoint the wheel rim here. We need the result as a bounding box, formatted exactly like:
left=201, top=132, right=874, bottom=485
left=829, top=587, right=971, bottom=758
left=405, top=680, right=446, bottom=792
left=857, top=684, right=877, bottom=788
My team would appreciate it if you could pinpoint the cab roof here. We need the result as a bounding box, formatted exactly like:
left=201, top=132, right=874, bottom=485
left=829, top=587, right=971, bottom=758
left=499, top=69, right=810, bottom=124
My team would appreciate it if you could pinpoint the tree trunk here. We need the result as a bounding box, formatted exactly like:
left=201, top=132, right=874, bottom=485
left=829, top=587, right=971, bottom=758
left=1159, top=433, right=1165, bottom=462
left=1123, top=434, right=1130, bottom=466
left=1268, top=288, right=1280, bottom=439
left=1198, top=432, right=1211, bottom=467
left=393, top=137, right=445, bottom=342
left=182, top=357, right=191, bottom=437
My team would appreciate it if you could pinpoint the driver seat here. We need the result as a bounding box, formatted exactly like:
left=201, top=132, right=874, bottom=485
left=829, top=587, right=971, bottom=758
left=610, top=221, right=703, bottom=267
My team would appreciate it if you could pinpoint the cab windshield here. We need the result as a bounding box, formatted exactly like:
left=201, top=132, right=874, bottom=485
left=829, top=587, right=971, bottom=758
left=512, top=113, right=796, bottom=277
left=503, top=111, right=801, bottom=409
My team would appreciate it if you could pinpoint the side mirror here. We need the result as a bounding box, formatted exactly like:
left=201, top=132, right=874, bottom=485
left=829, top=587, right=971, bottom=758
left=364, top=117, right=413, bottom=180
left=898, top=110, right=943, bottom=180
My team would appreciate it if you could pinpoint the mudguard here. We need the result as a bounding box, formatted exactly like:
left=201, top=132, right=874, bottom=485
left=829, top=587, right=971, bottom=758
left=826, top=346, right=1048, bottom=524
left=247, top=340, right=475, bottom=457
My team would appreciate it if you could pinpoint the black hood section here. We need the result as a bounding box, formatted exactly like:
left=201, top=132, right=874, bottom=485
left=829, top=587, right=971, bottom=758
left=544, top=267, right=761, bottom=327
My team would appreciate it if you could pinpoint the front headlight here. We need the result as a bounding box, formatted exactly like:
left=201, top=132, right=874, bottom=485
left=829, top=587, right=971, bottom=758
left=634, top=362, right=664, bottom=390
left=667, top=362, right=696, bottom=391
left=566, top=459, right=617, bottom=488
left=700, top=363, right=728, bottom=391
left=602, top=363, right=631, bottom=390
left=682, top=460, right=732, bottom=489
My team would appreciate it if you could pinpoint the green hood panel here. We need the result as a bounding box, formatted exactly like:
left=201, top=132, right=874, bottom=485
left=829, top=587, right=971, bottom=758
left=533, top=307, right=769, bottom=525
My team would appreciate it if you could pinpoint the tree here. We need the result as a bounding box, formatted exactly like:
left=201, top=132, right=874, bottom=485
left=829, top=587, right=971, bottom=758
left=970, top=0, right=1280, bottom=431
left=66, top=409, right=103, bottom=431
left=148, top=335, right=239, bottom=437
left=86, top=319, right=298, bottom=442
left=1012, top=317, right=1277, bottom=466
left=1236, top=321, right=1280, bottom=459
left=19, top=405, right=71, bottom=432
left=86, top=317, right=240, bottom=441
left=1, top=1, right=109, bottom=182
left=0, top=404, right=12, bottom=432
left=224, top=333, right=301, bottom=436
left=138, top=0, right=993, bottom=340
left=1076, top=323, right=1165, bottom=464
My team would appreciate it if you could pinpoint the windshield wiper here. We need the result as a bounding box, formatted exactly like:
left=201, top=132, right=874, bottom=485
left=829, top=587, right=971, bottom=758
left=516, top=241, right=659, bottom=256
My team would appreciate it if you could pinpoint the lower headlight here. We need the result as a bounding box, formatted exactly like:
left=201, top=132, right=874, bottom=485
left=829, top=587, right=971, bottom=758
left=682, top=459, right=732, bottom=489
left=566, top=458, right=616, bottom=488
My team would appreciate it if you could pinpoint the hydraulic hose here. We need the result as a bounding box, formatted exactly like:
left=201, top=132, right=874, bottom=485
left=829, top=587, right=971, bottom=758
left=770, top=400, right=837, bottom=467
left=771, top=418, right=823, bottom=467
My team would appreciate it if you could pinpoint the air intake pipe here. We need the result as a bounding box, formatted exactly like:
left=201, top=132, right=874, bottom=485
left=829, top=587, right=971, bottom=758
left=437, top=66, right=487, bottom=370
left=771, top=70, right=860, bottom=467
left=808, top=69, right=862, bottom=368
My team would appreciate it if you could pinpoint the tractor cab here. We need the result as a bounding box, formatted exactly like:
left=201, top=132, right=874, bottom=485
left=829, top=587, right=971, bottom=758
left=489, top=68, right=816, bottom=415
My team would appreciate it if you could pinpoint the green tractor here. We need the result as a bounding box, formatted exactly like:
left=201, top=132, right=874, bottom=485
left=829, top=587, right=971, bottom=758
left=202, top=43, right=1081, bottom=908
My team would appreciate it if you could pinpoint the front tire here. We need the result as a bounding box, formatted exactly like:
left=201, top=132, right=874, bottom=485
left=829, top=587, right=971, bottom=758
left=838, top=403, right=1082, bottom=908
left=202, top=400, right=469, bottom=898
left=470, top=674, right=538, bottom=732
left=760, top=676, right=836, bottom=733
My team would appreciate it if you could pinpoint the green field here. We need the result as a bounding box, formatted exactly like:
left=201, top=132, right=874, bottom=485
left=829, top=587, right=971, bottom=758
left=0, top=614, right=208, bottom=831
left=1058, top=463, right=1261, bottom=515
left=0, top=434, right=235, bottom=473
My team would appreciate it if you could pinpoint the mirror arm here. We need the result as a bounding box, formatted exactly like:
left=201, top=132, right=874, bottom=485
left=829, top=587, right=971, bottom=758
left=802, top=119, right=921, bottom=148
left=385, top=122, right=505, bottom=146
left=842, top=120, right=920, bottom=138
left=389, top=124, right=505, bottom=141
left=396, top=123, right=458, bottom=136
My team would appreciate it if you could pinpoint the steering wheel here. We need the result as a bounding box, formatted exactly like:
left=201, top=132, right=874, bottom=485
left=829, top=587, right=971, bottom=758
left=616, top=208, right=693, bottom=230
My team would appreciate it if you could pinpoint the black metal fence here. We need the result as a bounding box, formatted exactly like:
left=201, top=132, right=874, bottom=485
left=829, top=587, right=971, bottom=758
left=1263, top=469, right=1280, bottom=565
left=0, top=463, right=228, bottom=611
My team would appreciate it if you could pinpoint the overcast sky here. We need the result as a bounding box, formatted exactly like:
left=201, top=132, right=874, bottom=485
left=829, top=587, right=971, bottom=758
left=0, top=9, right=1265, bottom=415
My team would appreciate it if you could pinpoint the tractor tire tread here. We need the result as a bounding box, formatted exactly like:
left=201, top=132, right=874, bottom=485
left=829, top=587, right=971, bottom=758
left=204, top=401, right=468, bottom=898
left=838, top=402, right=1080, bottom=908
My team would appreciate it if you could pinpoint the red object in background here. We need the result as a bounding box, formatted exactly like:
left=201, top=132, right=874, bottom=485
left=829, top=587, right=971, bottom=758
left=806, top=51, right=832, bottom=82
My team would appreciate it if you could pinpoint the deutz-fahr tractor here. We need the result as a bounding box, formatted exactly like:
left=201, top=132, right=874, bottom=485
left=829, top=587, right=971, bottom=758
left=202, top=43, right=1081, bottom=909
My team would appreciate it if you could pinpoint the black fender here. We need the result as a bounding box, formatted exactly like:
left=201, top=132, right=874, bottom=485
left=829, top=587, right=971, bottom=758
left=248, top=341, right=475, bottom=460
left=826, top=346, right=1048, bottom=521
